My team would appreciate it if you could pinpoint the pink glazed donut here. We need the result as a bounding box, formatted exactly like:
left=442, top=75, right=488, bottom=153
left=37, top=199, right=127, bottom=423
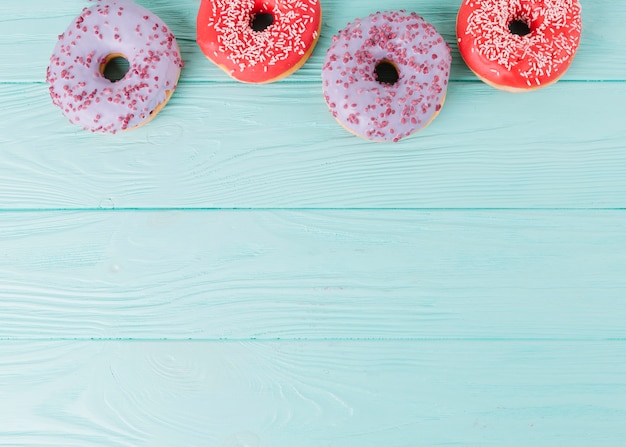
left=46, top=0, right=183, bottom=133
left=322, top=11, right=451, bottom=142
left=456, top=0, right=582, bottom=91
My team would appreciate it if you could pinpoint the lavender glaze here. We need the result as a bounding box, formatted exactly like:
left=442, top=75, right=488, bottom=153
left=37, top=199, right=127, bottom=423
left=322, top=11, right=451, bottom=142
left=46, top=0, right=183, bottom=133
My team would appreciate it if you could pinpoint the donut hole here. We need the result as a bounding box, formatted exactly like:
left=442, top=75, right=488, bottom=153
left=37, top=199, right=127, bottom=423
left=374, top=59, right=400, bottom=85
left=508, top=18, right=532, bottom=36
left=250, top=12, right=274, bottom=32
left=101, top=54, right=130, bottom=82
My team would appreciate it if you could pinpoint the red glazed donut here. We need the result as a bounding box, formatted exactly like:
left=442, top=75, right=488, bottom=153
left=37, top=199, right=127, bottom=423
left=196, top=0, right=321, bottom=83
left=456, top=0, right=582, bottom=92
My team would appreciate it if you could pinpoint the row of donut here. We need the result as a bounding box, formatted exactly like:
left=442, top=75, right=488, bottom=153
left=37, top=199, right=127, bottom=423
left=46, top=0, right=582, bottom=142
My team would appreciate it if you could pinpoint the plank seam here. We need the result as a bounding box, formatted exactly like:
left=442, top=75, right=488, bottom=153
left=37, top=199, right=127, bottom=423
left=0, top=207, right=625, bottom=213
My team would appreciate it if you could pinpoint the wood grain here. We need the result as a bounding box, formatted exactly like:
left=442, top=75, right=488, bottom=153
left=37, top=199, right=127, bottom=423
left=0, top=0, right=623, bottom=83
left=1, top=340, right=625, bottom=446
left=2, top=81, right=625, bottom=209
left=1, top=210, right=625, bottom=340
left=2, top=0, right=625, bottom=444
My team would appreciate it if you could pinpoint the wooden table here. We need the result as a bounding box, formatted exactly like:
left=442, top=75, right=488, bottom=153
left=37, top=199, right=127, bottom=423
left=2, top=1, right=625, bottom=445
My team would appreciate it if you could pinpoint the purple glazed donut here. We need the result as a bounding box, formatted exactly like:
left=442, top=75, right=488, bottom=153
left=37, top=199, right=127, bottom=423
left=46, top=0, right=184, bottom=133
left=322, top=11, right=451, bottom=142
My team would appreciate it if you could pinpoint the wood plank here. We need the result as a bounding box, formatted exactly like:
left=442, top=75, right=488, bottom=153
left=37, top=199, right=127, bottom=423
left=0, top=0, right=623, bottom=82
left=1, top=210, right=625, bottom=340
left=2, top=82, right=625, bottom=209
left=1, top=340, right=625, bottom=446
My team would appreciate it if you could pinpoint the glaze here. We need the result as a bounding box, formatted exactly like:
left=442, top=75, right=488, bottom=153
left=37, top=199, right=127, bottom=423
left=196, top=0, right=321, bottom=83
left=457, top=0, right=582, bottom=91
left=322, top=11, right=451, bottom=142
left=46, top=0, right=183, bottom=133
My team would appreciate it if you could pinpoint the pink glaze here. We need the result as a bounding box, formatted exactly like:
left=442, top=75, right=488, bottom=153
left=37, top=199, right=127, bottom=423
left=46, top=0, right=183, bottom=133
left=196, top=0, right=321, bottom=83
left=457, top=0, right=582, bottom=91
left=322, top=11, right=451, bottom=143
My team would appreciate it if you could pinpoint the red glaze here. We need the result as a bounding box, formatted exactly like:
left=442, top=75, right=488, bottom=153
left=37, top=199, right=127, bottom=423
left=196, top=0, right=321, bottom=83
left=457, top=0, right=582, bottom=91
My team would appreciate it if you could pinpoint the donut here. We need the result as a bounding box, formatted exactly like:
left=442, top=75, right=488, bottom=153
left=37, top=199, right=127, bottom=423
left=456, top=0, right=582, bottom=92
left=46, top=0, right=184, bottom=133
left=321, top=11, right=452, bottom=143
left=196, top=0, right=322, bottom=83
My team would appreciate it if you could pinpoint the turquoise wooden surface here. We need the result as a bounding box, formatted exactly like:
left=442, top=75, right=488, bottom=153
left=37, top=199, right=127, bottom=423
left=1, top=1, right=625, bottom=446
